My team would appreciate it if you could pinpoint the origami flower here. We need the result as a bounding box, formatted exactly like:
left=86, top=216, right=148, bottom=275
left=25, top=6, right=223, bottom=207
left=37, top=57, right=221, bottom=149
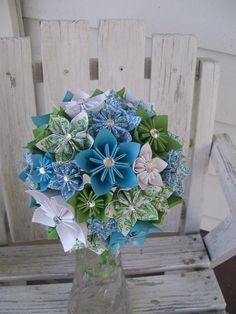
left=76, top=129, right=140, bottom=196
left=62, top=89, right=107, bottom=119
left=27, top=190, right=86, bottom=252
left=48, top=162, right=83, bottom=200
left=89, top=104, right=141, bottom=142
left=67, top=184, right=112, bottom=222
left=87, top=218, right=118, bottom=242
left=29, top=153, right=54, bottom=191
left=134, top=143, right=168, bottom=190
left=109, top=221, right=161, bottom=254
left=161, top=149, right=190, bottom=196
left=134, top=115, right=182, bottom=157
left=36, top=111, right=94, bottom=162
left=105, top=188, right=160, bottom=235
left=19, top=152, right=33, bottom=182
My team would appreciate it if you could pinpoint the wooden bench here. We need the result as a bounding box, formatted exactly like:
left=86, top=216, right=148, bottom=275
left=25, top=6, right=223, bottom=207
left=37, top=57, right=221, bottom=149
left=0, top=19, right=235, bottom=313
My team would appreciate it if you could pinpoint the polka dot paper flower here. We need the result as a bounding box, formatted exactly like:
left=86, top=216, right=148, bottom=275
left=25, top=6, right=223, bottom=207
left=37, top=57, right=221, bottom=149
left=134, top=143, right=168, bottom=190
left=75, top=129, right=140, bottom=196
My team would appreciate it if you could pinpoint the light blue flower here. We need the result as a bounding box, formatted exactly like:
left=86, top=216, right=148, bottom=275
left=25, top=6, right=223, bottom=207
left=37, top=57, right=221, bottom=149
left=87, top=218, right=118, bottom=242
left=30, top=153, right=54, bottom=191
left=161, top=149, right=190, bottom=196
left=19, top=152, right=33, bottom=182
left=48, top=162, right=83, bottom=200
left=109, top=221, right=161, bottom=254
left=89, top=104, right=141, bottom=142
left=75, top=129, right=140, bottom=196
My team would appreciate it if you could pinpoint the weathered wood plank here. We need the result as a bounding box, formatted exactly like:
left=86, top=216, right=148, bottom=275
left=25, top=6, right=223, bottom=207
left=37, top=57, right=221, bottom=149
left=150, top=34, right=197, bottom=232
left=128, top=269, right=226, bottom=314
left=0, top=234, right=209, bottom=282
left=41, top=20, right=89, bottom=113
left=98, top=20, right=145, bottom=99
left=185, top=59, right=220, bottom=233
left=0, top=37, right=46, bottom=242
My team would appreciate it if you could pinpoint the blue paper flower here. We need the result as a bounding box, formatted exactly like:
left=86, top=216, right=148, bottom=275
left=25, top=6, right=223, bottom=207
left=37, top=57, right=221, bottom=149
left=109, top=221, right=161, bottom=254
left=75, top=129, right=140, bottom=196
left=87, top=218, right=118, bottom=242
left=19, top=152, right=33, bottom=182
left=161, top=149, right=190, bottom=196
left=30, top=153, right=54, bottom=191
left=48, top=162, right=83, bottom=200
left=89, top=104, right=141, bottom=142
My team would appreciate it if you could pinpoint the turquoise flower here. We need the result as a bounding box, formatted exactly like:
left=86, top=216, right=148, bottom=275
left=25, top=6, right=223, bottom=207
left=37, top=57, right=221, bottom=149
left=75, top=129, right=140, bottom=196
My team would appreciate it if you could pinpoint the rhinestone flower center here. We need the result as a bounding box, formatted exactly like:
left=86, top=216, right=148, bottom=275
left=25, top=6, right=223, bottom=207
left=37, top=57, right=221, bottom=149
left=128, top=203, right=136, bottom=211
left=87, top=200, right=95, bottom=208
left=145, top=161, right=155, bottom=173
left=53, top=216, right=61, bottom=225
left=103, top=157, right=115, bottom=168
left=150, top=128, right=160, bottom=139
left=39, top=167, right=46, bottom=174
left=106, top=118, right=114, bottom=126
left=65, top=133, right=72, bottom=141
left=63, top=175, right=70, bottom=182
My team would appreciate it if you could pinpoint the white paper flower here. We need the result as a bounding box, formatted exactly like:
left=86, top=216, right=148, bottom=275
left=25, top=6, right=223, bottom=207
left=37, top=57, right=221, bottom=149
left=26, top=190, right=86, bottom=252
left=134, top=143, right=168, bottom=190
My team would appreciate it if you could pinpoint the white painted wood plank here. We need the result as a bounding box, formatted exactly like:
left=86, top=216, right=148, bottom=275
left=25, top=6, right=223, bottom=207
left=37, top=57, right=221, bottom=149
left=0, top=234, right=209, bottom=282
left=98, top=20, right=145, bottom=99
left=185, top=59, right=220, bottom=233
left=0, top=37, right=46, bottom=242
left=204, top=215, right=236, bottom=267
left=0, top=283, right=71, bottom=313
left=150, top=34, right=197, bottom=232
left=41, top=20, right=89, bottom=113
left=128, top=269, right=226, bottom=314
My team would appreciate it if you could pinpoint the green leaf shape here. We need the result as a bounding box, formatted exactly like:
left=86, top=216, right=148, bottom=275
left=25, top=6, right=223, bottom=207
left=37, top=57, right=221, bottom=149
left=26, top=128, right=51, bottom=151
left=153, top=115, right=168, bottom=131
left=68, top=184, right=112, bottom=222
left=117, top=87, right=125, bottom=98
left=136, top=106, right=149, bottom=120
left=167, top=195, right=183, bottom=208
left=91, top=89, right=104, bottom=97
left=52, top=107, right=66, bottom=117
left=48, top=227, right=59, bottom=240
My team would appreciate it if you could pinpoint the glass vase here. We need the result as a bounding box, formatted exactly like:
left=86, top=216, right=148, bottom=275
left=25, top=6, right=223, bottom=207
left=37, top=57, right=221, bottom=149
left=68, top=249, right=131, bottom=314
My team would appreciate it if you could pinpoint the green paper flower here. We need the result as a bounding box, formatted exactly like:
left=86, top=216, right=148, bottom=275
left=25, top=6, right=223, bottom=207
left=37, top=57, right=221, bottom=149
left=68, top=184, right=112, bottom=222
left=36, top=111, right=94, bottom=162
left=134, top=115, right=182, bottom=157
left=105, top=188, right=160, bottom=236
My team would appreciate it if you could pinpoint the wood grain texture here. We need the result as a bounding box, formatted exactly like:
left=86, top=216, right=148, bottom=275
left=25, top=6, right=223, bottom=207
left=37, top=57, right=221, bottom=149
left=128, top=269, right=225, bottom=314
left=98, top=20, right=145, bottom=98
left=0, top=234, right=209, bottom=282
left=41, top=20, right=89, bottom=113
left=0, top=37, right=46, bottom=242
left=185, top=59, right=220, bottom=233
left=150, top=34, right=197, bottom=232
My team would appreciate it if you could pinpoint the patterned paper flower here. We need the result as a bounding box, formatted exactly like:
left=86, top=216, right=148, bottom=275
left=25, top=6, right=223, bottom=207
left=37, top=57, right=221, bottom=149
left=67, top=184, right=112, bottom=222
left=19, top=152, right=33, bottom=182
left=48, top=162, right=83, bottom=200
left=87, top=218, right=118, bottom=242
left=30, top=153, right=54, bottom=191
left=89, top=104, right=141, bottom=142
left=134, top=115, right=182, bottom=157
left=109, top=221, right=161, bottom=254
left=161, top=149, right=190, bottom=196
left=76, top=129, right=140, bottom=196
left=27, top=190, right=86, bottom=252
left=105, top=188, right=160, bottom=235
left=134, top=143, right=168, bottom=190
left=36, top=111, right=94, bottom=162
left=62, top=89, right=107, bottom=119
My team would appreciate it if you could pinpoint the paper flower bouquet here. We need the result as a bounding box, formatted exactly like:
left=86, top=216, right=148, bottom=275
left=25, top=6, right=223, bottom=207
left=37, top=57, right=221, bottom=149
left=19, top=88, right=189, bottom=254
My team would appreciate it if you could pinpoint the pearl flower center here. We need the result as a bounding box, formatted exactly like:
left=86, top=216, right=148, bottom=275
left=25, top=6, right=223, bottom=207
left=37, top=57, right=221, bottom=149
left=145, top=161, right=155, bottom=173
left=39, top=167, right=46, bottom=174
left=103, top=157, right=115, bottom=168
left=53, top=216, right=61, bottom=225
left=150, top=128, right=160, bottom=139
left=128, top=203, right=136, bottom=211
left=87, top=200, right=95, bottom=208
left=63, top=175, right=70, bottom=182
left=65, top=133, right=72, bottom=141
left=106, top=118, right=114, bottom=126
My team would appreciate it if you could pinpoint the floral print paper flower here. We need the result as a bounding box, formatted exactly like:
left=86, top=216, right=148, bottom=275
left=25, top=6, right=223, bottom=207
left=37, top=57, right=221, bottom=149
left=134, top=115, right=182, bottom=157
left=161, top=149, right=190, bottom=196
left=87, top=218, right=118, bottom=242
left=89, top=104, right=141, bottom=142
left=19, top=152, right=33, bottom=182
left=37, top=111, right=94, bottom=162
left=27, top=190, right=86, bottom=252
left=48, top=162, right=83, bottom=200
left=105, top=188, right=160, bottom=235
left=67, top=184, right=112, bottom=222
left=76, top=129, right=140, bottom=196
left=134, top=143, right=168, bottom=190
left=30, top=153, right=54, bottom=191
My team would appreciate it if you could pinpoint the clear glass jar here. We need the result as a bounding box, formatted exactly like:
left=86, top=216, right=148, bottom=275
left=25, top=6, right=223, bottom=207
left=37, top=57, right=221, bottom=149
left=68, top=249, right=131, bottom=314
